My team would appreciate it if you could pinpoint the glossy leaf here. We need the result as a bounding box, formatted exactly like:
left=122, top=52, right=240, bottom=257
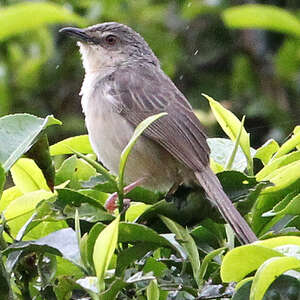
left=93, top=215, right=120, bottom=291
left=50, top=135, right=94, bottom=156
left=118, top=112, right=167, bottom=190
left=222, top=4, right=300, bottom=37
left=160, top=216, right=201, bottom=287
left=147, top=279, right=159, bottom=300
left=0, top=163, right=5, bottom=200
left=272, top=129, right=300, bottom=159
left=118, top=222, right=173, bottom=248
left=254, top=139, right=279, bottom=165
left=10, top=158, right=51, bottom=193
left=203, top=94, right=253, bottom=174
left=256, top=150, right=300, bottom=181
left=0, top=2, right=86, bottom=41
left=221, top=245, right=283, bottom=282
left=3, top=190, right=53, bottom=221
left=250, top=256, right=300, bottom=300
left=4, top=228, right=81, bottom=267
left=0, top=114, right=61, bottom=172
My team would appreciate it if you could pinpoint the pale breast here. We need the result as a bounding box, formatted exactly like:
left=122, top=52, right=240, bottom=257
left=81, top=75, right=186, bottom=192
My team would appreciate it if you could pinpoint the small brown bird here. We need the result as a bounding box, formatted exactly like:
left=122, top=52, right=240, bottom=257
left=60, top=22, right=257, bottom=244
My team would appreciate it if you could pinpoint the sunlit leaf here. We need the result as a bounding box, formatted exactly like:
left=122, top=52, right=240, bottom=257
left=0, top=163, right=5, bottom=200
left=93, top=215, right=120, bottom=292
left=250, top=256, right=300, bottom=300
left=118, top=113, right=167, bottom=190
left=146, top=279, right=159, bottom=300
left=3, top=190, right=53, bottom=221
left=0, top=2, right=86, bottom=41
left=221, top=245, right=283, bottom=282
left=254, top=139, right=279, bottom=165
left=203, top=94, right=253, bottom=174
left=10, top=158, right=50, bottom=193
left=256, top=150, right=300, bottom=181
left=272, top=130, right=300, bottom=160
left=50, top=135, right=94, bottom=156
left=222, top=4, right=300, bottom=37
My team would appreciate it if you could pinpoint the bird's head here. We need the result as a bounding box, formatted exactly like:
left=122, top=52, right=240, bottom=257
left=60, top=22, right=159, bottom=73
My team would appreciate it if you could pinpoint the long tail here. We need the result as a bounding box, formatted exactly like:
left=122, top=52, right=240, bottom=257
left=195, top=167, right=257, bottom=244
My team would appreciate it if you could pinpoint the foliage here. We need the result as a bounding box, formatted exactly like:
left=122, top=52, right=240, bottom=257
left=0, top=94, right=299, bottom=299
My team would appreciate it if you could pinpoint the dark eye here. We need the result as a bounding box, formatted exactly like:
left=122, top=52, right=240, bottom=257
left=105, top=35, right=117, bottom=45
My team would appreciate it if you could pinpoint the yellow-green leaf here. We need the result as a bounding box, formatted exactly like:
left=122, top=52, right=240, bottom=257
left=10, top=158, right=50, bottom=193
left=50, top=135, right=94, bottom=156
left=93, top=215, right=120, bottom=291
left=221, top=245, right=283, bottom=282
left=250, top=256, right=300, bottom=300
left=119, top=112, right=167, bottom=189
left=203, top=94, right=252, bottom=174
left=0, top=2, right=86, bottom=41
left=222, top=4, right=300, bottom=37
left=4, top=190, right=53, bottom=221
left=146, top=279, right=159, bottom=300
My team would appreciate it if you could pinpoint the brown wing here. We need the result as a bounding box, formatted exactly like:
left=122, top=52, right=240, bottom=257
left=108, top=63, right=210, bottom=171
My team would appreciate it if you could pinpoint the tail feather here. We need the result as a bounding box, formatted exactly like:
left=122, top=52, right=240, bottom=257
left=195, top=167, right=257, bottom=244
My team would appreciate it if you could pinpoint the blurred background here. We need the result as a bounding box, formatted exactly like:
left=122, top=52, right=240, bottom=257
left=0, top=0, right=300, bottom=148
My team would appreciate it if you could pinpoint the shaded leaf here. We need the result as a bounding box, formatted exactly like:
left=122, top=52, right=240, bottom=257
left=0, top=114, right=61, bottom=172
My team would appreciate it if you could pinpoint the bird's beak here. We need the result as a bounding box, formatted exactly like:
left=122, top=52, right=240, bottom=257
left=59, top=27, right=91, bottom=42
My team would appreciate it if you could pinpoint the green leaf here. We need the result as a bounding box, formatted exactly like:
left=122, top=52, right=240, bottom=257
left=221, top=245, right=284, bottom=282
left=147, top=279, right=160, bottom=300
left=26, top=133, right=55, bottom=191
left=0, top=186, right=22, bottom=212
left=4, top=228, right=81, bottom=268
left=222, top=4, right=300, bottom=37
left=50, top=135, right=94, bottom=156
left=118, top=222, right=173, bottom=248
left=256, top=150, right=300, bottom=181
left=250, top=256, right=300, bottom=300
left=125, top=202, right=151, bottom=222
left=259, top=160, right=300, bottom=193
left=272, top=129, right=300, bottom=160
left=118, top=112, right=167, bottom=191
left=3, top=190, right=53, bottom=221
left=10, top=158, right=51, bottom=193
left=93, top=215, right=120, bottom=292
left=203, top=94, right=253, bottom=175
left=87, top=223, right=106, bottom=271
left=0, top=163, right=5, bottom=200
left=199, top=247, right=226, bottom=281
left=0, top=2, right=86, bottom=41
left=255, top=236, right=300, bottom=249
left=254, top=139, right=279, bottom=165
left=0, top=114, right=61, bottom=172
left=160, top=215, right=201, bottom=287
left=116, top=242, right=159, bottom=276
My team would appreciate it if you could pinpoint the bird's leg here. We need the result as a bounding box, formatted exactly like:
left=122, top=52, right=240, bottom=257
left=165, top=181, right=194, bottom=209
left=105, top=177, right=145, bottom=212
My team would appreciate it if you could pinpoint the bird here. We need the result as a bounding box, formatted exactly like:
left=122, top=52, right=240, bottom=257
left=59, top=22, right=257, bottom=244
